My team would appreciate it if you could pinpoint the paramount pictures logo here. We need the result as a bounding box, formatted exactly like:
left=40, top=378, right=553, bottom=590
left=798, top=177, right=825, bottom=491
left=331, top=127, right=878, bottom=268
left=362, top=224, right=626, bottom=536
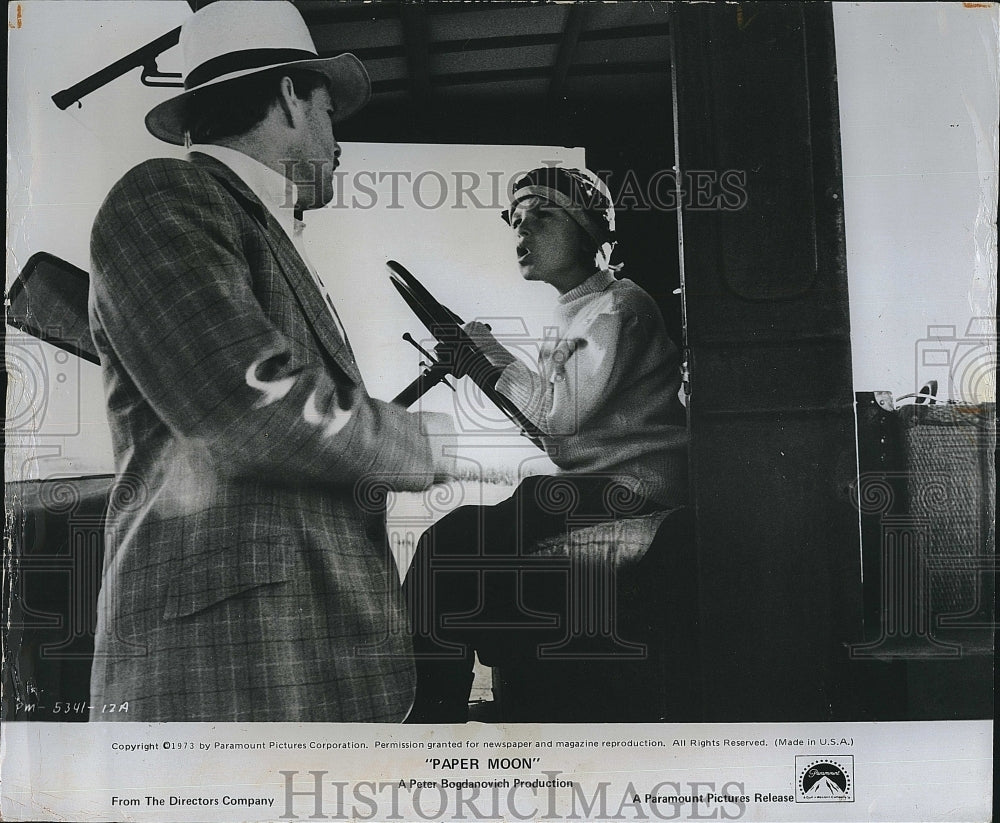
left=794, top=756, right=854, bottom=803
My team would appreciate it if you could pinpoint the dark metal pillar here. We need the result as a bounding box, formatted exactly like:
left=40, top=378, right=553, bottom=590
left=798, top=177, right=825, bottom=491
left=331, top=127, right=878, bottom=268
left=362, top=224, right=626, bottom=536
left=670, top=2, right=863, bottom=720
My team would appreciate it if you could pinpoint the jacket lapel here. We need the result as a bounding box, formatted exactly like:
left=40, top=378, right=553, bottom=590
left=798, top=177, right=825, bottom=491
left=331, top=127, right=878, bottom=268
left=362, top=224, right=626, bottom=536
left=189, top=153, right=363, bottom=385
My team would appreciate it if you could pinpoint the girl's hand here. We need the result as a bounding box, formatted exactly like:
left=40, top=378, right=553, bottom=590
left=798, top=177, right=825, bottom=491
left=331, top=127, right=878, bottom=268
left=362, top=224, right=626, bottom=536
left=463, top=321, right=516, bottom=369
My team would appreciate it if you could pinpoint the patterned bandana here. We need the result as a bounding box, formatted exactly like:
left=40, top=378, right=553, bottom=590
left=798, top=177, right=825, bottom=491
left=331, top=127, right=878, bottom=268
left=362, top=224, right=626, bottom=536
left=502, top=167, right=619, bottom=271
left=502, top=167, right=615, bottom=244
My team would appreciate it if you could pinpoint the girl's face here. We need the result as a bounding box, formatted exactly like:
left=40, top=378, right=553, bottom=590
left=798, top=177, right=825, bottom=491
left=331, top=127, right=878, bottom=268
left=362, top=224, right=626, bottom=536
left=509, top=196, right=594, bottom=294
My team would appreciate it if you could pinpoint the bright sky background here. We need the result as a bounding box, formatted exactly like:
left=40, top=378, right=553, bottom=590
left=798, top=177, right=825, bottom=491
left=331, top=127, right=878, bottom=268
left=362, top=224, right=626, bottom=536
left=6, top=1, right=998, bottom=480
left=834, top=2, right=997, bottom=403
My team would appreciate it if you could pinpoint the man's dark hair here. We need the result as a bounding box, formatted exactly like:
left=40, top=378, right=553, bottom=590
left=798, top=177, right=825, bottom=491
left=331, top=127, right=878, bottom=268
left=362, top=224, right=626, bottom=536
left=181, top=68, right=330, bottom=144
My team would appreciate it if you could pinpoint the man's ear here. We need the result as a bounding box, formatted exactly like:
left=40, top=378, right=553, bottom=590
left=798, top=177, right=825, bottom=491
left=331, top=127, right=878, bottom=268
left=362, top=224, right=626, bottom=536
left=275, top=75, right=300, bottom=129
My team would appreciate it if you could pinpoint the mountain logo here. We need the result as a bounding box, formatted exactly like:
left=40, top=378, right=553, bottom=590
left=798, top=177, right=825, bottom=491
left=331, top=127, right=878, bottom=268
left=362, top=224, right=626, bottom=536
left=795, top=756, right=854, bottom=803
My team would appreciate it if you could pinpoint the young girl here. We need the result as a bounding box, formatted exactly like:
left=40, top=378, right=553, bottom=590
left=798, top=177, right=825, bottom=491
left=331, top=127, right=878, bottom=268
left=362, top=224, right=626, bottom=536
left=403, top=167, right=688, bottom=722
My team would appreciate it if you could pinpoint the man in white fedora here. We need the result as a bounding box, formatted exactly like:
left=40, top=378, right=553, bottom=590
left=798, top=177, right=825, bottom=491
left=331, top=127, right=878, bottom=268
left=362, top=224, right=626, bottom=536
left=88, top=1, right=454, bottom=722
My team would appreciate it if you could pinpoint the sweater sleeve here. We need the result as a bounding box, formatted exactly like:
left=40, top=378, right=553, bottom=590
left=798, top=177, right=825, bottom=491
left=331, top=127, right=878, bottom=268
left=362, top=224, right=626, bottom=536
left=494, top=359, right=553, bottom=430
left=494, top=309, right=636, bottom=437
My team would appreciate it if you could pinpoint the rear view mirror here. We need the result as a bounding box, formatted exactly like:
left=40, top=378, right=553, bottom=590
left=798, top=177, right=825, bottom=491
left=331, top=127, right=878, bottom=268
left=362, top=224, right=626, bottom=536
left=6, top=252, right=99, bottom=365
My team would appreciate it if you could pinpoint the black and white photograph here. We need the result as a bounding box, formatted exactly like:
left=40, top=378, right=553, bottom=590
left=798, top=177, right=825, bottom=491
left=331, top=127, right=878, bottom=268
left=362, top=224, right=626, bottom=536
left=3, top=1, right=995, bottom=821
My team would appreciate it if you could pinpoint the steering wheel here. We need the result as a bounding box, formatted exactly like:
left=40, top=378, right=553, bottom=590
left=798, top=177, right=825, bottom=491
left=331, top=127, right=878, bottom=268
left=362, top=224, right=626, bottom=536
left=387, top=260, right=545, bottom=450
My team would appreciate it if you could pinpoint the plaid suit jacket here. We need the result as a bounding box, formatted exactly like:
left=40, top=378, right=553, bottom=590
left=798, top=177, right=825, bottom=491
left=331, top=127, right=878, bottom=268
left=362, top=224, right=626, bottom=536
left=88, top=153, right=433, bottom=721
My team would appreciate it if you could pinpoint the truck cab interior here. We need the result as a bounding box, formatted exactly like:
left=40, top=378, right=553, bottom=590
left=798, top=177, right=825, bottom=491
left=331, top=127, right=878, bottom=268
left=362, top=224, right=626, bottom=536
left=4, top=1, right=994, bottom=723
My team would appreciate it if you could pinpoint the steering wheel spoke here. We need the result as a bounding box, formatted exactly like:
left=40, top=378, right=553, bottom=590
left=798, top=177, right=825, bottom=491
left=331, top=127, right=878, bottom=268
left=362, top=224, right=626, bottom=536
left=387, top=260, right=544, bottom=450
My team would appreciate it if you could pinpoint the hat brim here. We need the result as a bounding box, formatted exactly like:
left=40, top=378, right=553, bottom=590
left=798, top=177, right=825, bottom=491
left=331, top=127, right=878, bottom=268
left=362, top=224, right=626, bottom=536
left=145, top=53, right=371, bottom=146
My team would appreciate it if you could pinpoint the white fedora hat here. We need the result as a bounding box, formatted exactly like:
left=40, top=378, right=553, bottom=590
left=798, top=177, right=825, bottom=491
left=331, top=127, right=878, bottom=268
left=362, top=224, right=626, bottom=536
left=146, top=1, right=371, bottom=145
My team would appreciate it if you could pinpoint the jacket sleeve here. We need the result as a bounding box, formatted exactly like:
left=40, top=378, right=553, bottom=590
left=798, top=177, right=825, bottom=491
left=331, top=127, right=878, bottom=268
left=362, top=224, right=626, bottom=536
left=89, top=160, right=436, bottom=491
left=495, top=309, right=639, bottom=437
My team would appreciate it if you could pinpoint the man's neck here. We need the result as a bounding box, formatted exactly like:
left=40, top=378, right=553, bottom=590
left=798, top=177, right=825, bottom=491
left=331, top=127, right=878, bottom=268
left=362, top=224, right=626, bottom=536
left=191, top=143, right=300, bottom=220
left=216, top=133, right=322, bottom=212
left=214, top=133, right=283, bottom=178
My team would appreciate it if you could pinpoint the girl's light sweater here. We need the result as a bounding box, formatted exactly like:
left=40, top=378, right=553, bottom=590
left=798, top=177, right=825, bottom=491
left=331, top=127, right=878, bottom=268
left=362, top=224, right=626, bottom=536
left=496, top=270, right=688, bottom=507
